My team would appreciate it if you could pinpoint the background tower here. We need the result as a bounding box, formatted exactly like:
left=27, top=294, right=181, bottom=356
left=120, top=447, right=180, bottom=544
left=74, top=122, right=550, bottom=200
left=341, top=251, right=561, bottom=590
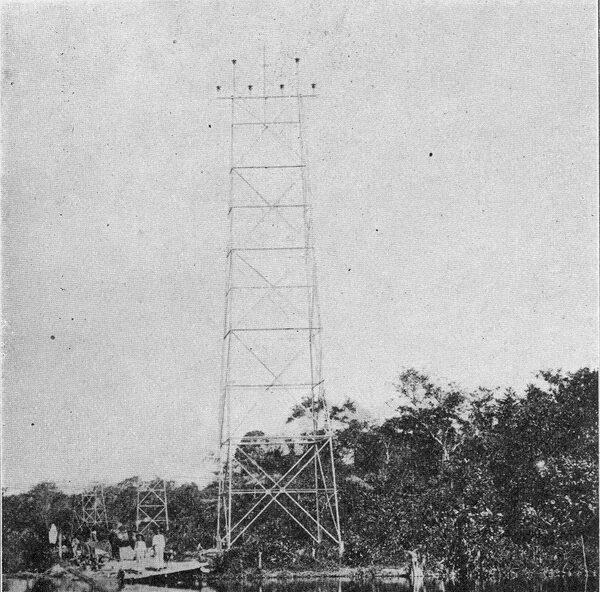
left=215, top=56, right=343, bottom=556
left=136, top=479, right=169, bottom=534
left=73, top=483, right=109, bottom=533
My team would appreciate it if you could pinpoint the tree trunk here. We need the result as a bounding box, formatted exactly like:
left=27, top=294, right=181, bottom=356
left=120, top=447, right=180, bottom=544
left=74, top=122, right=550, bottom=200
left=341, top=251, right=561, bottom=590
left=581, top=535, right=589, bottom=577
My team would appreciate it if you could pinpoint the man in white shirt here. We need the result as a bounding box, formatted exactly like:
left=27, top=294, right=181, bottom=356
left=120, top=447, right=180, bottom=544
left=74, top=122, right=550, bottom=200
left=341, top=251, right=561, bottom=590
left=152, top=530, right=166, bottom=570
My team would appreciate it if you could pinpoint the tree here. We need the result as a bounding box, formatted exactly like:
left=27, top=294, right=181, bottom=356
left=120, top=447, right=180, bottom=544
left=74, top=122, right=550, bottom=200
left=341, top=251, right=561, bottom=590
left=391, top=369, right=471, bottom=464
left=2, top=483, right=70, bottom=573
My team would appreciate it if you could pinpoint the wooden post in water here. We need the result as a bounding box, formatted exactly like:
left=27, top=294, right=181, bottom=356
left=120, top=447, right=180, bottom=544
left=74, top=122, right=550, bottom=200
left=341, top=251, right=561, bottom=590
left=409, top=550, right=424, bottom=581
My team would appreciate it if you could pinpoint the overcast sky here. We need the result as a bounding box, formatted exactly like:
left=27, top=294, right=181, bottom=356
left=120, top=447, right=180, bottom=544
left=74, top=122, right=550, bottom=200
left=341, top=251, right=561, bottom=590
left=2, top=0, right=597, bottom=494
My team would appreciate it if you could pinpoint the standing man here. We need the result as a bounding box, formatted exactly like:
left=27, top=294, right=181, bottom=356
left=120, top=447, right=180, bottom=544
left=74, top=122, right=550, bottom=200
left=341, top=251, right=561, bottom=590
left=108, top=528, right=121, bottom=562
left=152, top=529, right=166, bottom=570
left=71, top=535, right=80, bottom=559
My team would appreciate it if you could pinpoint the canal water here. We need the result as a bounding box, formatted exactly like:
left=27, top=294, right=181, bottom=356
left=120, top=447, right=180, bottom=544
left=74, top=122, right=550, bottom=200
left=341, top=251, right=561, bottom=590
left=126, top=577, right=596, bottom=592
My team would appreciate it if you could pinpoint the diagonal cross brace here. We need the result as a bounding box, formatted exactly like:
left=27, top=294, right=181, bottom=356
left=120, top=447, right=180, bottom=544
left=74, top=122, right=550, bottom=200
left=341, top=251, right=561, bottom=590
left=237, top=441, right=340, bottom=543
left=225, top=442, right=322, bottom=545
left=231, top=440, right=340, bottom=544
left=232, top=453, right=320, bottom=543
left=227, top=442, right=316, bottom=534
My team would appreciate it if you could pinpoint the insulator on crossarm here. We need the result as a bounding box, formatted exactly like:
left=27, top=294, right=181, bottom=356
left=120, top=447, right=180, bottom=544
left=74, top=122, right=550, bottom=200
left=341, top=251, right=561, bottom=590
left=311, top=83, right=316, bottom=90
left=248, top=85, right=253, bottom=93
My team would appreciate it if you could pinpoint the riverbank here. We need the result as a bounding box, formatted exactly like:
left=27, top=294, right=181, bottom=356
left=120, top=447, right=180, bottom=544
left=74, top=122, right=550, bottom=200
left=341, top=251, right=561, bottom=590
left=1, top=565, right=410, bottom=592
left=2, top=560, right=204, bottom=592
left=2, top=565, right=123, bottom=592
left=206, top=565, right=411, bottom=583
left=263, top=567, right=408, bottom=579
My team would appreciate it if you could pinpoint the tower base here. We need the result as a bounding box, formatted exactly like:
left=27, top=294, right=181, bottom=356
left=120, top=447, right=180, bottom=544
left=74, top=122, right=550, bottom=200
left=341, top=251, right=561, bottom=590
left=216, top=432, right=343, bottom=555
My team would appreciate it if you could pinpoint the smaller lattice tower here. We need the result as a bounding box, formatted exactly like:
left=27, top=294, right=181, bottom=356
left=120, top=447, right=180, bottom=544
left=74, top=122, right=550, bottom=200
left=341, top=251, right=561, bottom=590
left=136, top=479, right=169, bottom=533
left=73, top=483, right=109, bottom=533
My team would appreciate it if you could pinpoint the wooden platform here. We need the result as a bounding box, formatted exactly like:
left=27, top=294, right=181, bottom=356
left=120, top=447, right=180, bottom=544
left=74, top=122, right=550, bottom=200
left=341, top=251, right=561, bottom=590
left=99, top=559, right=206, bottom=583
left=125, top=561, right=204, bottom=582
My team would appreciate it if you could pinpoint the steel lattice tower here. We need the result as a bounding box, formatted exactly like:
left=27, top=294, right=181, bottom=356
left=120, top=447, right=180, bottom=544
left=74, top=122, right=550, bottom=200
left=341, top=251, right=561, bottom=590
left=215, top=56, right=343, bottom=556
left=136, top=479, right=169, bottom=533
left=73, top=483, right=109, bottom=532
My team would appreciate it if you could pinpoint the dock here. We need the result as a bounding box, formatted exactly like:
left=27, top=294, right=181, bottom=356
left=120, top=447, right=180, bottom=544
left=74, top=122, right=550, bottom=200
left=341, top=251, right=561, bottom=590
left=96, top=559, right=206, bottom=584
left=123, top=560, right=204, bottom=582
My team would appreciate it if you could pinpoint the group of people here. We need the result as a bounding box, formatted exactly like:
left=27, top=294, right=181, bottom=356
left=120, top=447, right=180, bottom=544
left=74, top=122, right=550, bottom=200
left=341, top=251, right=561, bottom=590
left=132, top=530, right=167, bottom=570
left=61, top=526, right=168, bottom=571
left=53, top=531, right=108, bottom=569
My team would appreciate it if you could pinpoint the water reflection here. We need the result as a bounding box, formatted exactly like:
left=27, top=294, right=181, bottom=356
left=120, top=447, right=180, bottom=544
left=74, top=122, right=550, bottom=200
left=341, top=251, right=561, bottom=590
left=126, top=576, right=595, bottom=592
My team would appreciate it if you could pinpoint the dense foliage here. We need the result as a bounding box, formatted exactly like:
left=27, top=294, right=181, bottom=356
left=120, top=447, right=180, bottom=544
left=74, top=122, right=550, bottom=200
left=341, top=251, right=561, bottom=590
left=334, top=368, right=598, bottom=578
left=3, top=368, right=597, bottom=580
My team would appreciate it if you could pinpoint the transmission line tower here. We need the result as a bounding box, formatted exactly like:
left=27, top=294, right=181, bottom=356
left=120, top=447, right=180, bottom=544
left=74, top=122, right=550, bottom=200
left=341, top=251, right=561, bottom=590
left=215, top=56, right=343, bottom=556
left=73, top=483, right=109, bottom=533
left=136, top=479, right=169, bottom=534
